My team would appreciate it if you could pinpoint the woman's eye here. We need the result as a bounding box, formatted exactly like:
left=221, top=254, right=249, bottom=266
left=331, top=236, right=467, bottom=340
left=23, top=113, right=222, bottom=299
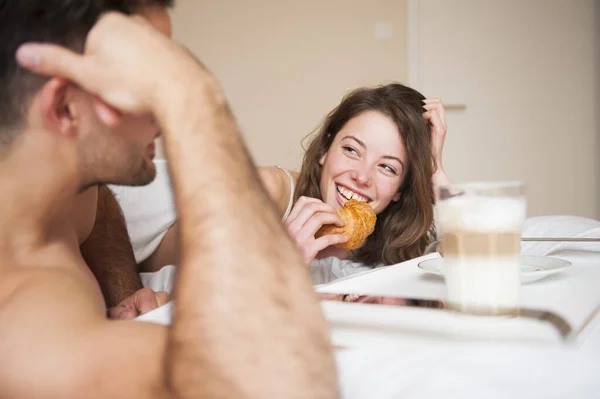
left=380, top=164, right=398, bottom=175
left=342, top=146, right=358, bottom=156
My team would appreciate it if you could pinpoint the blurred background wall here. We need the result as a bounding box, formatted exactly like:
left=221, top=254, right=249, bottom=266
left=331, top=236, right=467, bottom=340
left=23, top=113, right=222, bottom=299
left=167, top=0, right=409, bottom=169
left=159, top=0, right=598, bottom=219
left=409, top=0, right=597, bottom=218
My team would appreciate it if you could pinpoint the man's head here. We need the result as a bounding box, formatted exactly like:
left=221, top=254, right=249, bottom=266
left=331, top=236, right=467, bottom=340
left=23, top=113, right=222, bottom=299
left=0, top=0, right=174, bottom=190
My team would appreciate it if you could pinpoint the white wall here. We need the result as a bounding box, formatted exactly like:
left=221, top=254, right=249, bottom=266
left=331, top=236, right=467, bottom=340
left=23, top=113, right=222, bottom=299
left=166, top=1, right=598, bottom=219
left=414, top=0, right=598, bottom=218
left=167, top=0, right=408, bottom=170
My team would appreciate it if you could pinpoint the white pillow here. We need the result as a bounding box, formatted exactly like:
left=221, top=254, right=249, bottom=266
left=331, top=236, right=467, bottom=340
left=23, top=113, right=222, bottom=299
left=520, top=215, right=600, bottom=263
left=109, top=160, right=177, bottom=263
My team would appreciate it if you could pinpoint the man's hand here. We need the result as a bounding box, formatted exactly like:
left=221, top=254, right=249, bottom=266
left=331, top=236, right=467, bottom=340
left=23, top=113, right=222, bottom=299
left=108, top=288, right=169, bottom=320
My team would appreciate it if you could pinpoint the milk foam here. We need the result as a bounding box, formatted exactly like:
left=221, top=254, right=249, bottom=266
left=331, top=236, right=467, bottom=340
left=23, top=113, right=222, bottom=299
left=437, top=196, right=526, bottom=233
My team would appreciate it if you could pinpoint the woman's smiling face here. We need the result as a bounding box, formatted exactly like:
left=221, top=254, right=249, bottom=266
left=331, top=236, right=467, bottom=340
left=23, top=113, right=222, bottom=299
left=319, top=110, right=408, bottom=214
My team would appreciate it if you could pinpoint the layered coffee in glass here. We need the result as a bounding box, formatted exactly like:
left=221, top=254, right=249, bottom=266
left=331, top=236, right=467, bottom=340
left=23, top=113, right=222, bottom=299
left=436, top=182, right=526, bottom=313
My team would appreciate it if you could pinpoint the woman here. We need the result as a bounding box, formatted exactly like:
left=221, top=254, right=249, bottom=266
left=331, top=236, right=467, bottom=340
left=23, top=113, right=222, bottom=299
left=259, top=83, right=451, bottom=266
left=132, top=82, right=451, bottom=276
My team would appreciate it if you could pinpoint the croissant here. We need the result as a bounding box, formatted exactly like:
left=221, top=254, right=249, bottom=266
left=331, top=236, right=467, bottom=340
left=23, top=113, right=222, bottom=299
left=316, top=199, right=377, bottom=250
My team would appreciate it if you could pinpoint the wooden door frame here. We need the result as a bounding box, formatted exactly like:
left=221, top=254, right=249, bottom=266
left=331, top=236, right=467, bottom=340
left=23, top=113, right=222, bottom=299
left=406, top=0, right=421, bottom=88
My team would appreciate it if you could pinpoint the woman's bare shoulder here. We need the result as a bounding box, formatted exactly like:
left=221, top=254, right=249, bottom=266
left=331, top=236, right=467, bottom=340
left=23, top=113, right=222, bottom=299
left=257, top=167, right=299, bottom=217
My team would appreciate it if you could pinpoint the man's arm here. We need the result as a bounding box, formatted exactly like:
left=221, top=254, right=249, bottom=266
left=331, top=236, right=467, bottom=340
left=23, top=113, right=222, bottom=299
left=162, top=69, right=337, bottom=399
left=80, top=184, right=143, bottom=307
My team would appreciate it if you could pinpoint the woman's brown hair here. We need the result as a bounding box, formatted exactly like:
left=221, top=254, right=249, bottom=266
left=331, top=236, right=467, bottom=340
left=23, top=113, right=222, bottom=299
left=295, top=83, right=436, bottom=265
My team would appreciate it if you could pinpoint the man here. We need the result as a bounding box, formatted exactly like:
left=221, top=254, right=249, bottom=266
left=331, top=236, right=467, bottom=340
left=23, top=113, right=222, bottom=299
left=73, top=0, right=175, bottom=319
left=0, top=2, right=337, bottom=398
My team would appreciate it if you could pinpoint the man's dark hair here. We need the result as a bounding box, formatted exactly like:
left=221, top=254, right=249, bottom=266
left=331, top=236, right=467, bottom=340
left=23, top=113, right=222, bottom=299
left=116, top=0, right=175, bottom=7
left=0, top=0, right=174, bottom=147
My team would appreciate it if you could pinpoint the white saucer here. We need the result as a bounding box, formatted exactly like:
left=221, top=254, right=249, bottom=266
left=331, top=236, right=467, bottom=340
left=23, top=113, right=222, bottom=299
left=418, top=255, right=571, bottom=284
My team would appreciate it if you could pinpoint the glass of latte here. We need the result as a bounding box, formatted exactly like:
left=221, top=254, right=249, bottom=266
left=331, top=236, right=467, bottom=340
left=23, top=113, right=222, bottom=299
left=436, top=182, right=526, bottom=313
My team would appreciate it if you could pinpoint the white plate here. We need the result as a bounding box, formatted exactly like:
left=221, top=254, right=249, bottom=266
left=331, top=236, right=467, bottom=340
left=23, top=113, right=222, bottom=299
left=418, top=255, right=571, bottom=284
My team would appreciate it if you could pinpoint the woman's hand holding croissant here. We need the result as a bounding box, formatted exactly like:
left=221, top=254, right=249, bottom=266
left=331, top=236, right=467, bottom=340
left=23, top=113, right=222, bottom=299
left=284, top=196, right=348, bottom=265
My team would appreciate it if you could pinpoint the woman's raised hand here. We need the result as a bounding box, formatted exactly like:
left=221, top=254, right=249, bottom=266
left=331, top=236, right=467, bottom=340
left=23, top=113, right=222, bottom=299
left=423, top=97, right=452, bottom=186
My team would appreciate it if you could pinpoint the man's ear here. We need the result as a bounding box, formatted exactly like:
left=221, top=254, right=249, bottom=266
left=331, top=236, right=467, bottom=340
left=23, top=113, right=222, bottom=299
left=392, top=191, right=402, bottom=202
left=37, top=78, right=78, bottom=138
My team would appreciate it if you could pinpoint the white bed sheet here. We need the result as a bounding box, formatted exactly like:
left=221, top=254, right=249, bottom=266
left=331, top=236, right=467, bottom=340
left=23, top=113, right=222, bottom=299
left=133, top=214, right=600, bottom=398
left=136, top=298, right=600, bottom=399
left=136, top=263, right=600, bottom=399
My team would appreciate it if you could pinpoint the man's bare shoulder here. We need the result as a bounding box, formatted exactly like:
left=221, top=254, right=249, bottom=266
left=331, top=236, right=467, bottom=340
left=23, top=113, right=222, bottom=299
left=0, top=266, right=167, bottom=399
left=0, top=266, right=103, bottom=316
left=72, top=185, right=99, bottom=245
